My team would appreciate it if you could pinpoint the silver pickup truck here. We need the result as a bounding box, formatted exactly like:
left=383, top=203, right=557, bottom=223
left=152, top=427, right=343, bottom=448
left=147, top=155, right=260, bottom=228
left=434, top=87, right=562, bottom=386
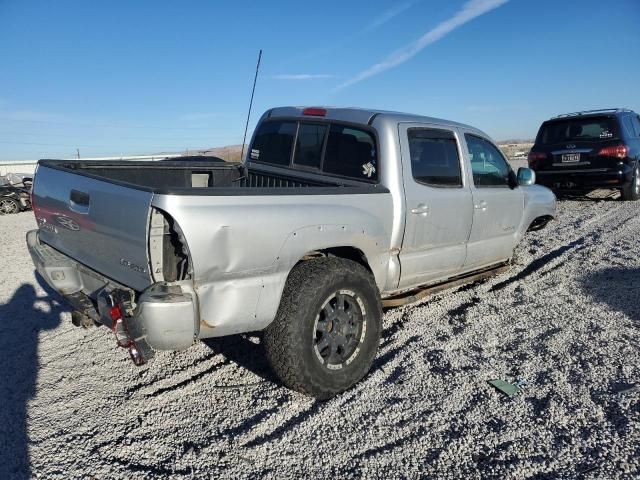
left=27, top=106, right=556, bottom=398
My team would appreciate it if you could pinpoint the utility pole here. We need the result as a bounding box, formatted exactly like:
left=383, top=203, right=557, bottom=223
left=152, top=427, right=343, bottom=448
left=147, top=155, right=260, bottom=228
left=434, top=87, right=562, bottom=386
left=76, top=148, right=80, bottom=159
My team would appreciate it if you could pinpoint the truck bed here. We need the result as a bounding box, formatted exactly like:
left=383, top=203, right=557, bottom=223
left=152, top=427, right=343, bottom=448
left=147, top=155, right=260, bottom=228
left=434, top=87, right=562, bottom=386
left=38, top=159, right=382, bottom=194
left=32, top=159, right=390, bottom=292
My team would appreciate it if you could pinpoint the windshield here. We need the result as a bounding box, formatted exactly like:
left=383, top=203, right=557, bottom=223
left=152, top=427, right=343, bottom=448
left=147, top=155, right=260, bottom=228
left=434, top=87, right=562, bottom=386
left=538, top=116, right=619, bottom=145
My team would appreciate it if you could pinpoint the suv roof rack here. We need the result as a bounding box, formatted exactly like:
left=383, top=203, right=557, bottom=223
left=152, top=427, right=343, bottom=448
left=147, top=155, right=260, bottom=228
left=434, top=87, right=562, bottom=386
left=552, top=108, right=632, bottom=119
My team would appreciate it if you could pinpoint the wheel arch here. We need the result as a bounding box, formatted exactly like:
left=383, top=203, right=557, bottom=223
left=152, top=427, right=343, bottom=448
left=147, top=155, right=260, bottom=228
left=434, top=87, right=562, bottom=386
left=527, top=214, right=554, bottom=232
left=295, top=246, right=373, bottom=274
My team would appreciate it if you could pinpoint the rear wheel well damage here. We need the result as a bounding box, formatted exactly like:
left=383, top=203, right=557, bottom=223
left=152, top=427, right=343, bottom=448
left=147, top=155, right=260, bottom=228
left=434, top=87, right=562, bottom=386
left=527, top=215, right=554, bottom=232
left=296, top=246, right=372, bottom=274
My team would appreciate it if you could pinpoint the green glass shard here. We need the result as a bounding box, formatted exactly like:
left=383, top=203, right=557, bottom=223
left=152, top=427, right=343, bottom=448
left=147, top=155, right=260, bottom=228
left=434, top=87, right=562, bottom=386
left=488, top=379, right=521, bottom=397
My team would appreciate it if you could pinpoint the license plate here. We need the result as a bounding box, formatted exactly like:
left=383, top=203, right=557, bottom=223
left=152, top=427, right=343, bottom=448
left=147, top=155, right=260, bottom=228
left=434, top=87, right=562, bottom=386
left=562, top=153, right=580, bottom=163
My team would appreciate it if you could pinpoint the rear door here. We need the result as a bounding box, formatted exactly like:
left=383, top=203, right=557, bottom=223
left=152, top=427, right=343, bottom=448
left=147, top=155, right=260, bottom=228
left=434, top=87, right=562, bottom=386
left=33, top=165, right=154, bottom=291
left=397, top=123, right=473, bottom=289
left=461, top=132, right=524, bottom=269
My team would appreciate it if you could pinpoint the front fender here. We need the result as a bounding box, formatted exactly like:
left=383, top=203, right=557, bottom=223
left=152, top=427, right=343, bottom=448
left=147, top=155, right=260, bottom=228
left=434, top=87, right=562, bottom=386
left=518, top=185, right=557, bottom=239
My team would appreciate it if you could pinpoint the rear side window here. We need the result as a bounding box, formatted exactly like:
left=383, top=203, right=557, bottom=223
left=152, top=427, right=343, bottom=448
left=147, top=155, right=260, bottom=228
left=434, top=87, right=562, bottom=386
left=294, top=123, right=327, bottom=169
left=408, top=128, right=462, bottom=187
left=324, top=125, right=377, bottom=181
left=537, top=116, right=618, bottom=145
left=250, top=121, right=296, bottom=166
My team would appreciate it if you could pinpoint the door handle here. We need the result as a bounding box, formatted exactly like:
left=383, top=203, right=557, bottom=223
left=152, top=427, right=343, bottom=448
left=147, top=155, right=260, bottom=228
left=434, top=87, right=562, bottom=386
left=474, top=200, right=488, bottom=212
left=410, top=204, right=430, bottom=215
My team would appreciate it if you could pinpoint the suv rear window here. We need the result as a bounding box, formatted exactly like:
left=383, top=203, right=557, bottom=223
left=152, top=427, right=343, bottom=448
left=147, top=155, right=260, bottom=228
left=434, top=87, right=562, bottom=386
left=537, top=116, right=618, bottom=145
left=250, top=120, right=378, bottom=182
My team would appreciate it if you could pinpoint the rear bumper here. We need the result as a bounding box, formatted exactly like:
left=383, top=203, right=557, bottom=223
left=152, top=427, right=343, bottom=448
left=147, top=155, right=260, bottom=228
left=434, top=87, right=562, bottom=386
left=26, top=229, right=198, bottom=356
left=534, top=164, right=634, bottom=191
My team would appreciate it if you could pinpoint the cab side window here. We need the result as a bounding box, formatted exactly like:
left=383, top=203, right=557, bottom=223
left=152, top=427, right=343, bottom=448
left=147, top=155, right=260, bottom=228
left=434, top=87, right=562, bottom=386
left=408, top=128, right=462, bottom=187
left=465, top=134, right=511, bottom=187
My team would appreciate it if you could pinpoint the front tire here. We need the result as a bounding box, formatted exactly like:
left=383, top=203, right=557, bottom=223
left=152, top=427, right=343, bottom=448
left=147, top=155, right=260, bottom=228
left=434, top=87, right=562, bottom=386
left=621, top=164, right=640, bottom=201
left=264, top=257, right=382, bottom=399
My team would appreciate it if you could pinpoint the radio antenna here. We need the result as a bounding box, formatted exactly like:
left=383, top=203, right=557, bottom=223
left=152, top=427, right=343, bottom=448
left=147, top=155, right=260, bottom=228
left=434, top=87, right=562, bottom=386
left=240, top=49, right=262, bottom=163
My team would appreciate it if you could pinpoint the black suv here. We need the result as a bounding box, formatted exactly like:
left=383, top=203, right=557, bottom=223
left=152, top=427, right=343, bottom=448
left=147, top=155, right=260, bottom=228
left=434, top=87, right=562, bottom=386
left=528, top=108, right=640, bottom=200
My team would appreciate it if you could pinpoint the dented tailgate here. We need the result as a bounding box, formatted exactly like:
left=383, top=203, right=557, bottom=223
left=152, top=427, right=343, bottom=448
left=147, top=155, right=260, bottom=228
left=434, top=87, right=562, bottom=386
left=32, top=164, right=154, bottom=291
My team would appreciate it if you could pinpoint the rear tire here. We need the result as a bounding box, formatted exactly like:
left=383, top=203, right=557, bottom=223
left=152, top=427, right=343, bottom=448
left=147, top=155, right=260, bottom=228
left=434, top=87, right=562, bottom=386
left=0, top=197, right=20, bottom=215
left=264, top=257, right=382, bottom=399
left=621, top=164, right=640, bottom=201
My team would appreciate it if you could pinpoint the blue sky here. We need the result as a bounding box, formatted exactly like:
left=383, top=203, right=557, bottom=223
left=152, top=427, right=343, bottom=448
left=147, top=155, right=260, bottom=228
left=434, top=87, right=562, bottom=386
left=1, top=0, right=639, bottom=160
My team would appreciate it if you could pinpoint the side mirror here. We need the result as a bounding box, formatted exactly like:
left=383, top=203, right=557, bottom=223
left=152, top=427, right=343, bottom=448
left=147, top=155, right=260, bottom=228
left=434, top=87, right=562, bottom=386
left=517, top=167, right=536, bottom=186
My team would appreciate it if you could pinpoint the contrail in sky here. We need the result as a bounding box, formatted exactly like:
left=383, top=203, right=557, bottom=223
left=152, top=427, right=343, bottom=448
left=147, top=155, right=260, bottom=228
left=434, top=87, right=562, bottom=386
left=336, top=0, right=509, bottom=90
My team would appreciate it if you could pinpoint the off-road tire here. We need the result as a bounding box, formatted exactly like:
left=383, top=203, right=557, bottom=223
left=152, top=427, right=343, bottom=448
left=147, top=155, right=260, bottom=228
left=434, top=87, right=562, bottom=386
left=264, top=257, right=382, bottom=399
left=621, top=163, right=640, bottom=201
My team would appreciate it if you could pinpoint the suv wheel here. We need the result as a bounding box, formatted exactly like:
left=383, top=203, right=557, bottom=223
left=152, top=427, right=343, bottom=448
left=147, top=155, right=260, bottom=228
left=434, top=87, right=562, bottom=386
left=621, top=163, right=640, bottom=201
left=264, top=257, right=382, bottom=399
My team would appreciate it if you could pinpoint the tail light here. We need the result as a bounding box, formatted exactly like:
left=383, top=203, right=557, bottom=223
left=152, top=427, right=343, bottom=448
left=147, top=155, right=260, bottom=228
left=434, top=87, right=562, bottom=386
left=527, top=151, right=546, bottom=168
left=109, top=304, right=131, bottom=348
left=149, top=208, right=192, bottom=283
left=109, top=305, right=123, bottom=322
left=598, top=145, right=628, bottom=159
left=107, top=295, right=147, bottom=366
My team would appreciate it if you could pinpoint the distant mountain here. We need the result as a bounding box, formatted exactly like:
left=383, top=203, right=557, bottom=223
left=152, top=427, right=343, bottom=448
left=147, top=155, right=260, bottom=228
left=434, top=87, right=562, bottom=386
left=497, top=139, right=534, bottom=145
left=152, top=144, right=246, bottom=162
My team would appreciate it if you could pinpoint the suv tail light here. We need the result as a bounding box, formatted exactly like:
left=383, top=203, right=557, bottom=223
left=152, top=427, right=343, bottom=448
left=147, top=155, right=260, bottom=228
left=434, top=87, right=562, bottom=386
left=527, top=151, right=546, bottom=168
left=598, top=145, right=628, bottom=159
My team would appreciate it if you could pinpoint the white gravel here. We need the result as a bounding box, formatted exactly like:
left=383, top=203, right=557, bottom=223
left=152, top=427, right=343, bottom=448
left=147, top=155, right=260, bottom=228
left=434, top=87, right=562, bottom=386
left=1, top=196, right=639, bottom=479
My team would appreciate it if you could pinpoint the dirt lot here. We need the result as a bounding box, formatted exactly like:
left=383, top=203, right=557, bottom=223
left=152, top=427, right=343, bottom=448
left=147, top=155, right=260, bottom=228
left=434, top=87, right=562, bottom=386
left=1, top=196, right=639, bottom=479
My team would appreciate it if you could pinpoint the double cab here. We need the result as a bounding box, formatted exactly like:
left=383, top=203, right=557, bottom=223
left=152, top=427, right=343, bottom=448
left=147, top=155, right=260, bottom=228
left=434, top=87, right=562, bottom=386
left=27, top=107, right=556, bottom=398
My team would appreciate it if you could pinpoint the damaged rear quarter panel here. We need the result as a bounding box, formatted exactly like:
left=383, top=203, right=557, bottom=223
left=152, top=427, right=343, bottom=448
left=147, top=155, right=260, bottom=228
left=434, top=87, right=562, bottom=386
left=151, top=191, right=393, bottom=337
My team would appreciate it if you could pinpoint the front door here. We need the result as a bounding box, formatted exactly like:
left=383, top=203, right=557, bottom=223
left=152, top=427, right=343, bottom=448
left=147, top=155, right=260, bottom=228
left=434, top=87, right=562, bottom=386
left=398, top=124, right=474, bottom=289
left=461, top=132, right=524, bottom=269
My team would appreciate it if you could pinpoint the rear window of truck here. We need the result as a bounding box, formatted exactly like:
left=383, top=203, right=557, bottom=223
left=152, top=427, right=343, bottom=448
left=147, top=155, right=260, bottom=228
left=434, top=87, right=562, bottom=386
left=250, top=121, right=297, bottom=165
left=250, top=120, right=378, bottom=182
left=537, top=116, right=619, bottom=145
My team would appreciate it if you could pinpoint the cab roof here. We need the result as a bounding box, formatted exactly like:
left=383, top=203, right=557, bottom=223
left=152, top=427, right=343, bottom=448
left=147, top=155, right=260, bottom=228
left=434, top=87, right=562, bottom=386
left=265, top=106, right=488, bottom=138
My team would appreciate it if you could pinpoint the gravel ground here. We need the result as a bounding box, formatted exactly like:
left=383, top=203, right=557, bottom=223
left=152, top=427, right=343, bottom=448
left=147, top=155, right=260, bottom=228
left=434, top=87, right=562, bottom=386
left=0, top=196, right=639, bottom=479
